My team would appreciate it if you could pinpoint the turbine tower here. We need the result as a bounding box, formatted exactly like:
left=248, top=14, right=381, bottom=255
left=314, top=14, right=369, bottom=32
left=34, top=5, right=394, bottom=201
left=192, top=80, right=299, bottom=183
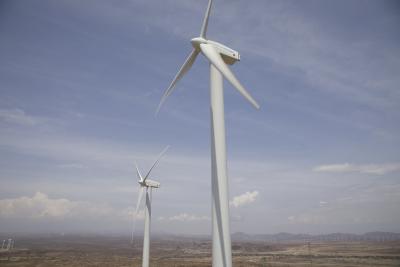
left=131, top=146, right=169, bottom=267
left=157, top=1, right=259, bottom=266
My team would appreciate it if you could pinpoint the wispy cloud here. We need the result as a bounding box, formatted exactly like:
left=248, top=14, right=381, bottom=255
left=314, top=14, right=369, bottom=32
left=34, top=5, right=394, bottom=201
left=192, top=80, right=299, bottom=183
left=158, top=213, right=210, bottom=222
left=0, top=108, right=40, bottom=126
left=313, top=163, right=400, bottom=175
left=230, top=191, right=259, bottom=208
left=288, top=183, right=400, bottom=226
left=57, top=163, right=87, bottom=169
left=319, top=201, right=328, bottom=207
left=229, top=2, right=400, bottom=111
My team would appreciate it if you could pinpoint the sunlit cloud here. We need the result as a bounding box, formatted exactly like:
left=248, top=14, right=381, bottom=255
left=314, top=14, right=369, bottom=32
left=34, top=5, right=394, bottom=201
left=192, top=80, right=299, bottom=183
left=0, top=192, right=136, bottom=221
left=0, top=192, right=75, bottom=218
left=230, top=191, right=259, bottom=208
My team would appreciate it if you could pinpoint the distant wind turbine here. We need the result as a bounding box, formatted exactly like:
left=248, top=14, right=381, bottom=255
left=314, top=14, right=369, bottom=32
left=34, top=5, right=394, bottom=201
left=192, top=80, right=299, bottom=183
left=157, top=0, right=260, bottom=266
left=131, top=146, right=169, bottom=267
left=6, top=239, right=12, bottom=250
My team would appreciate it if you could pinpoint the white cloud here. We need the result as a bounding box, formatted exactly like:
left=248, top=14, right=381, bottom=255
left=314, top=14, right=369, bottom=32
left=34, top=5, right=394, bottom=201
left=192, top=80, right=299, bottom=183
left=0, top=109, right=40, bottom=126
left=0, top=192, right=135, bottom=220
left=158, top=213, right=210, bottom=222
left=313, top=162, right=400, bottom=175
left=0, top=192, right=75, bottom=218
left=230, top=191, right=259, bottom=208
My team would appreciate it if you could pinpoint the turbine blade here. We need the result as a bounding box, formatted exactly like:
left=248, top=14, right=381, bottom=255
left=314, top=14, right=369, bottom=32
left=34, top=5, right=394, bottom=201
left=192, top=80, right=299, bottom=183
left=156, top=49, right=199, bottom=115
left=200, top=43, right=260, bottom=109
left=143, top=145, right=170, bottom=182
left=131, top=186, right=145, bottom=243
left=135, top=161, right=143, bottom=182
left=135, top=187, right=145, bottom=218
left=200, top=0, right=213, bottom=38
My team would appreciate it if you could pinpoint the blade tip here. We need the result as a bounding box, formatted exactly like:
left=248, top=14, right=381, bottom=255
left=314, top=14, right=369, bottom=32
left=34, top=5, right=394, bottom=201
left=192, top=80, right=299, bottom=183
left=156, top=94, right=169, bottom=116
left=251, top=99, right=261, bottom=110
left=155, top=103, right=163, bottom=117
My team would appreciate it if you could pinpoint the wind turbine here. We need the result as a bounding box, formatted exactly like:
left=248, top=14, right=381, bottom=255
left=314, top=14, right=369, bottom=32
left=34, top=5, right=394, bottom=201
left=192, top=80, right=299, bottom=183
left=131, top=146, right=169, bottom=267
left=6, top=239, right=12, bottom=250
left=157, top=0, right=259, bottom=266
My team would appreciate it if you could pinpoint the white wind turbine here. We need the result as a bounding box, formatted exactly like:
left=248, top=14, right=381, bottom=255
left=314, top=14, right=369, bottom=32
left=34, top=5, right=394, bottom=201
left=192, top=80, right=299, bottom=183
left=131, top=146, right=169, bottom=267
left=157, top=0, right=260, bottom=266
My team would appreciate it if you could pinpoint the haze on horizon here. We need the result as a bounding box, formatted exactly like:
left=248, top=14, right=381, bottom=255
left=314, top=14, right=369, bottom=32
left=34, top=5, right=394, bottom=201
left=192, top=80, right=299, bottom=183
left=0, top=0, right=399, bottom=235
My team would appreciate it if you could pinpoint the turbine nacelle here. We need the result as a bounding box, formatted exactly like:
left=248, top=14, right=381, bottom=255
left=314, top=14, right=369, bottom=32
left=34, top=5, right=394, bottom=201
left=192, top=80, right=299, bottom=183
left=207, top=40, right=240, bottom=65
left=139, top=179, right=160, bottom=188
left=191, top=37, right=240, bottom=65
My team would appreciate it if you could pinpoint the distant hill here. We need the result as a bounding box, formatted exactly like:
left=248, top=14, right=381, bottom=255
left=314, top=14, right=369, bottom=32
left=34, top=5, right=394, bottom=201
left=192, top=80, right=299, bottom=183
left=4, top=231, right=400, bottom=242
left=231, top=231, right=400, bottom=242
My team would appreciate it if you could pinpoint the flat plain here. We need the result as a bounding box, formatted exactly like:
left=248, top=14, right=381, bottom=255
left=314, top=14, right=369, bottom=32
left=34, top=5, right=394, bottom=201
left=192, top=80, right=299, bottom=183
left=1, top=235, right=399, bottom=266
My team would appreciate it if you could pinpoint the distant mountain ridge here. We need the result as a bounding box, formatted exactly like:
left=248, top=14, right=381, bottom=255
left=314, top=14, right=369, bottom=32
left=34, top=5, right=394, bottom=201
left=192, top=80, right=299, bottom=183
left=3, top=231, right=400, bottom=242
left=231, top=231, right=400, bottom=242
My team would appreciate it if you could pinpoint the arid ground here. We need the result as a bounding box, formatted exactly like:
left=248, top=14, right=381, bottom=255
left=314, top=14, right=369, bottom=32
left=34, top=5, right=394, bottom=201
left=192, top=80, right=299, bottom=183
left=1, top=234, right=399, bottom=266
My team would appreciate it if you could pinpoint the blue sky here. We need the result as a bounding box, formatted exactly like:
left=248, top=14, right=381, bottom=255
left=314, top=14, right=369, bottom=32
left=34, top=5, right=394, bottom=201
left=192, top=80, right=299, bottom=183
left=0, top=0, right=399, bottom=235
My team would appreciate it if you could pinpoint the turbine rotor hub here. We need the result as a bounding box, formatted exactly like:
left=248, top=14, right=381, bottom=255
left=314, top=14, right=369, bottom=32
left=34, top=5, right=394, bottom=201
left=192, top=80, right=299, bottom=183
left=191, top=37, right=207, bottom=49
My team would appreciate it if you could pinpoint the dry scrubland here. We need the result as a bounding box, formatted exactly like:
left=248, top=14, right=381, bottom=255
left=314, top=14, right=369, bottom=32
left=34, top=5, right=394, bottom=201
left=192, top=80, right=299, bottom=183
left=0, top=235, right=400, bottom=266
